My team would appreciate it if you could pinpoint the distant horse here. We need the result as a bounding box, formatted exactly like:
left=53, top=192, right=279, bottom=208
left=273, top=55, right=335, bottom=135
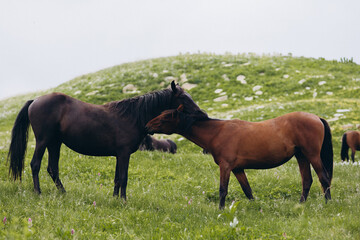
left=146, top=105, right=333, bottom=209
left=341, top=130, right=360, bottom=162
left=139, top=135, right=177, bottom=154
left=7, top=81, right=203, bottom=200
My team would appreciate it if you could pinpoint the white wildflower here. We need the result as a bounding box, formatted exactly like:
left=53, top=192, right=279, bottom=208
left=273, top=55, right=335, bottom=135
left=230, top=217, right=239, bottom=228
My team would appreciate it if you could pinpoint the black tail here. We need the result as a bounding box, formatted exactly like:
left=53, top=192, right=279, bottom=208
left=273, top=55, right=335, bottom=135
left=319, top=118, right=333, bottom=183
left=7, top=100, right=33, bottom=181
left=341, top=133, right=349, bottom=161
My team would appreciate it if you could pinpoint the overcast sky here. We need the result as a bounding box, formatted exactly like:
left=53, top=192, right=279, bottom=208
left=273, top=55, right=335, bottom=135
left=1, top=0, right=359, bottom=99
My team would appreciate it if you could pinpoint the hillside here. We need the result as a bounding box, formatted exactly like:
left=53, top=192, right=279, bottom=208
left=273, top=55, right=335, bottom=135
left=1, top=53, right=360, bottom=239
left=1, top=53, right=360, bottom=151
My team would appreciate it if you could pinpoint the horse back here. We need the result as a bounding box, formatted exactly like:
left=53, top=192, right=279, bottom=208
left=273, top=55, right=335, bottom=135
left=29, top=92, right=107, bottom=128
left=346, top=130, right=360, bottom=150
left=228, top=112, right=323, bottom=147
left=28, top=93, right=72, bottom=128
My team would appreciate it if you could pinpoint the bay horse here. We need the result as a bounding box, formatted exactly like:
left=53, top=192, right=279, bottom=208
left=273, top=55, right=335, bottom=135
left=139, top=135, right=177, bottom=154
left=7, top=81, right=202, bottom=200
left=341, top=130, right=360, bottom=162
left=145, top=105, right=333, bottom=209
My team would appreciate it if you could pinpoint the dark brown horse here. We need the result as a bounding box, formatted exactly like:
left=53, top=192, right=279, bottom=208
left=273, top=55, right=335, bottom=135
left=145, top=105, right=333, bottom=209
left=139, top=135, right=177, bottom=154
left=341, top=130, right=360, bottom=162
left=7, top=81, right=202, bottom=200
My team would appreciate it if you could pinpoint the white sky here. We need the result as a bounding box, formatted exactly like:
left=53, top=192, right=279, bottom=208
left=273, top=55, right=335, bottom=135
left=1, top=0, right=359, bottom=99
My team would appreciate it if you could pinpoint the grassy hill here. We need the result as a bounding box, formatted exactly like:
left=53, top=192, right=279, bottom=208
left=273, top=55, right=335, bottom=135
left=1, top=53, right=360, bottom=239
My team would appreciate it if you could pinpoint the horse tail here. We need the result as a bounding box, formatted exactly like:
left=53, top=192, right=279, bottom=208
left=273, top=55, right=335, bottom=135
left=341, top=133, right=349, bottom=161
left=7, top=100, right=34, bottom=181
left=319, top=118, right=333, bottom=183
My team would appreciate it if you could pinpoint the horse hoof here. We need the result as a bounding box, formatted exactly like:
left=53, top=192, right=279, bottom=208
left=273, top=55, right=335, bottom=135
left=325, top=194, right=331, bottom=203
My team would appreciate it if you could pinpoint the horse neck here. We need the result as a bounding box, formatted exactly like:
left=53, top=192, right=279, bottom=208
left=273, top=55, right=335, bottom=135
left=111, top=89, right=173, bottom=128
left=142, top=91, right=174, bottom=127
left=181, top=119, right=221, bottom=150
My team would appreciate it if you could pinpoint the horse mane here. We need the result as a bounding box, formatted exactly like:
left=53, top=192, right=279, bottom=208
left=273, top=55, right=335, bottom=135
left=178, top=109, right=210, bottom=133
left=108, top=88, right=173, bottom=127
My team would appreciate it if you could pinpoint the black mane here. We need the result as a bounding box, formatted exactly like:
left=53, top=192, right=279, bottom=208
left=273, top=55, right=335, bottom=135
left=108, top=88, right=174, bottom=127
left=178, top=109, right=210, bottom=133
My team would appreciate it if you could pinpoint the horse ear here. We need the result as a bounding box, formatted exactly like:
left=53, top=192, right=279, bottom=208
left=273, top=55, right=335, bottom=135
left=171, top=81, right=177, bottom=94
left=177, top=104, right=184, bottom=112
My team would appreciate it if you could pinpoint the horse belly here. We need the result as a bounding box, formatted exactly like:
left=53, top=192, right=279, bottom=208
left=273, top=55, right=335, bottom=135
left=239, top=155, right=294, bottom=169
left=235, top=140, right=295, bottom=169
left=62, top=136, right=117, bottom=156
left=61, top=122, right=118, bottom=156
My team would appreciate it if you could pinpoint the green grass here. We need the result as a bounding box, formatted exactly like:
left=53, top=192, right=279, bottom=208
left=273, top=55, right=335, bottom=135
left=1, top=53, right=360, bottom=239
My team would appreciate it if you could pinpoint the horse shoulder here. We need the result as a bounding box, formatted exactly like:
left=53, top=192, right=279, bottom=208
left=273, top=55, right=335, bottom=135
left=209, top=120, right=246, bottom=158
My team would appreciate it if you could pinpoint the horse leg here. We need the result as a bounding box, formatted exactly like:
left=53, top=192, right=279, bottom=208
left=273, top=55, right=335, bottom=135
left=351, top=148, right=355, bottom=162
left=47, top=141, right=66, bottom=193
left=232, top=168, right=254, bottom=200
left=308, top=156, right=331, bottom=201
left=113, top=152, right=130, bottom=200
left=30, top=141, right=46, bottom=194
left=218, top=162, right=231, bottom=209
left=295, top=152, right=313, bottom=202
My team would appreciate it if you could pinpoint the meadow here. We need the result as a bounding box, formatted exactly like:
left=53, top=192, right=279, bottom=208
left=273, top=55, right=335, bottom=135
left=0, top=53, right=360, bottom=239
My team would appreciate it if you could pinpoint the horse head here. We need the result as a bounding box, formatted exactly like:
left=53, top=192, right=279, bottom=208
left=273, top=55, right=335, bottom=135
left=170, top=81, right=202, bottom=115
left=145, top=104, right=208, bottom=135
left=145, top=105, right=183, bottom=135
